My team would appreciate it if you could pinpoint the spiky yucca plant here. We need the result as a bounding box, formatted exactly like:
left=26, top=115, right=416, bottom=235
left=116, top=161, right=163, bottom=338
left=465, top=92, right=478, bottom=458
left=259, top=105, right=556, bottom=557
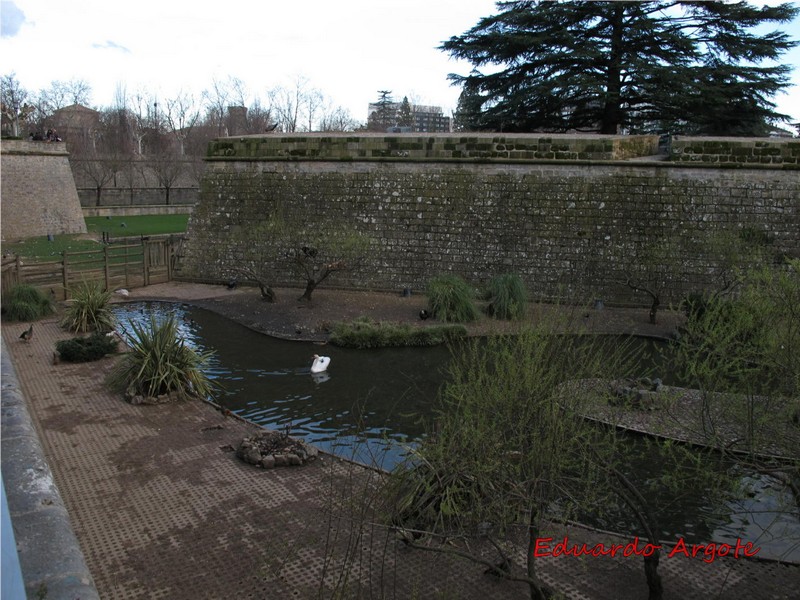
left=109, top=314, right=216, bottom=400
left=61, top=281, right=115, bottom=333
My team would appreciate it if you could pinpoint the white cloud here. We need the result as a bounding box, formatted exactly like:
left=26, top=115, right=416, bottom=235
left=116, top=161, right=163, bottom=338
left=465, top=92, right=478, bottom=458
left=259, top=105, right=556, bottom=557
left=1, top=0, right=27, bottom=38
left=1, top=0, right=798, bottom=125
left=91, top=40, right=131, bottom=53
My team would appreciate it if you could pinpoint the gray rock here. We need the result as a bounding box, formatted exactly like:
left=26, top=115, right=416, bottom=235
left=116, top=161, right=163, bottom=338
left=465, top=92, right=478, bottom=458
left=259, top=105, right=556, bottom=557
left=260, top=456, right=275, bottom=469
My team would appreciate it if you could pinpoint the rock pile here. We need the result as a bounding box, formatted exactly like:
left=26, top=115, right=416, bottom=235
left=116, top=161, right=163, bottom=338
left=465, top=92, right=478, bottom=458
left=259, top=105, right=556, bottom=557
left=236, top=431, right=319, bottom=469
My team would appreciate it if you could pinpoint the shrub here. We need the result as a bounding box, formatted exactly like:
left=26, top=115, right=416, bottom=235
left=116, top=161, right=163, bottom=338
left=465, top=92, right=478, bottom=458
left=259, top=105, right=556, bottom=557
left=56, top=332, right=119, bottom=363
left=484, top=273, right=527, bottom=320
left=109, top=314, right=216, bottom=400
left=329, top=317, right=467, bottom=348
left=61, top=281, right=115, bottom=333
left=426, top=275, right=479, bottom=323
left=2, top=284, right=53, bottom=322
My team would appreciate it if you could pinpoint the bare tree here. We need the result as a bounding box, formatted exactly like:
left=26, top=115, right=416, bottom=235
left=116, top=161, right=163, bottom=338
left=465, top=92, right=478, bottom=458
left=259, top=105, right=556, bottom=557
left=267, top=75, right=326, bottom=132
left=202, top=76, right=236, bottom=137
left=1, top=72, right=34, bottom=137
left=164, top=90, right=201, bottom=156
left=317, top=104, right=359, bottom=132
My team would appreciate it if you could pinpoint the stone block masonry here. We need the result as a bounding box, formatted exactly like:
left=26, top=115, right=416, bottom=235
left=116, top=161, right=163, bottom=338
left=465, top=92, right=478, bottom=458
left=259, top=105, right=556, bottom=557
left=1, top=141, right=87, bottom=241
left=180, top=134, right=799, bottom=306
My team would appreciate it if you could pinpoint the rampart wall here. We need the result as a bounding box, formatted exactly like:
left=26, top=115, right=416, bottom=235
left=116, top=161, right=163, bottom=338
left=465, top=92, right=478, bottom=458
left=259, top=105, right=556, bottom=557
left=180, top=133, right=799, bottom=306
left=1, top=141, right=87, bottom=241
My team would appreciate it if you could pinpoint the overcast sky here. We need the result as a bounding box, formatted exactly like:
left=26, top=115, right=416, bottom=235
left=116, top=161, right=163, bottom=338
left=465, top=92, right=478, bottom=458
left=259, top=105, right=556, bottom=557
left=2, top=0, right=799, bottom=126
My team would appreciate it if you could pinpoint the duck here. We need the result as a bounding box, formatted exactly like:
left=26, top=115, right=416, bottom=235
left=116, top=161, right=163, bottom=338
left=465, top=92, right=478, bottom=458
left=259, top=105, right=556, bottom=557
left=310, top=354, right=331, bottom=373
left=19, top=324, right=33, bottom=342
left=419, top=309, right=430, bottom=320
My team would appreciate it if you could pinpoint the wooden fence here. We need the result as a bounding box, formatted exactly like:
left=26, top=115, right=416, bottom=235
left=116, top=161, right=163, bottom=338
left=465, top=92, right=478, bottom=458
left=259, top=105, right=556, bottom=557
left=1, top=236, right=184, bottom=301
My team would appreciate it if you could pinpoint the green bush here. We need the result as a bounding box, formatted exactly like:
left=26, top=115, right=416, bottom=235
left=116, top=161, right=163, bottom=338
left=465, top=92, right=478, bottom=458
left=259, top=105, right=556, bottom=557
left=2, top=284, right=53, bottom=322
left=426, top=275, right=480, bottom=323
left=484, top=273, right=528, bottom=320
left=56, top=332, right=119, bottom=363
left=330, top=317, right=467, bottom=348
left=61, top=281, right=115, bottom=333
left=109, top=314, right=216, bottom=400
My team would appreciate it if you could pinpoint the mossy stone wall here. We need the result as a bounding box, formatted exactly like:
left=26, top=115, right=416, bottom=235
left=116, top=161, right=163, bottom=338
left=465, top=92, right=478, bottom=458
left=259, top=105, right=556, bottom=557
left=180, top=134, right=799, bottom=306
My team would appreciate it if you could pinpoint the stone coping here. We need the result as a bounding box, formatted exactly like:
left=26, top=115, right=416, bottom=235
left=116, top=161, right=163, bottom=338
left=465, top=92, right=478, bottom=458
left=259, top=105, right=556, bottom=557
left=0, top=336, right=100, bottom=600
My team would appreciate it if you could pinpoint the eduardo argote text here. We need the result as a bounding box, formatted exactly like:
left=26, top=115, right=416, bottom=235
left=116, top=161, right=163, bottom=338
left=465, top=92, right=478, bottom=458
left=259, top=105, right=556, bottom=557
left=533, top=536, right=760, bottom=564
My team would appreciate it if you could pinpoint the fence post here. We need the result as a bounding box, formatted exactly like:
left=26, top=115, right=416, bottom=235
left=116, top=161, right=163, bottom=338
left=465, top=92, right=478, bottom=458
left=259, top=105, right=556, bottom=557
left=142, top=240, right=149, bottom=287
left=104, top=245, right=110, bottom=291
left=62, top=252, right=69, bottom=299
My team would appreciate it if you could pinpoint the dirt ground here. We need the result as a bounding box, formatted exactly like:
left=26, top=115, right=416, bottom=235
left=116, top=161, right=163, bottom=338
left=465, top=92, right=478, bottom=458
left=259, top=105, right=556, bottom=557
left=123, top=281, right=684, bottom=341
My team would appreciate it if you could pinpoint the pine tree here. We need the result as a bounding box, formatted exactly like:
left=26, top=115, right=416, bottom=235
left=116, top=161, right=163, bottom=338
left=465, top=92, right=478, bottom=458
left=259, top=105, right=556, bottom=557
left=440, top=1, right=798, bottom=135
left=368, top=90, right=396, bottom=131
left=398, top=96, right=414, bottom=128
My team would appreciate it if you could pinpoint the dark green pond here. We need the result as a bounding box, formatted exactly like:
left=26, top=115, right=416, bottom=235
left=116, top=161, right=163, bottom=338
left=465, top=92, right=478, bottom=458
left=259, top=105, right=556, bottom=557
left=113, top=301, right=799, bottom=562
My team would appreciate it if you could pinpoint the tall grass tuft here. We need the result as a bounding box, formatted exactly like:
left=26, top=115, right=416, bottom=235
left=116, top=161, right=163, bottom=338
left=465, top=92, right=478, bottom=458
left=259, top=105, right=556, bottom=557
left=484, top=273, right=528, bottom=320
left=109, top=314, right=217, bottom=400
left=61, top=281, right=115, bottom=333
left=426, top=274, right=479, bottom=323
left=2, top=284, right=53, bottom=322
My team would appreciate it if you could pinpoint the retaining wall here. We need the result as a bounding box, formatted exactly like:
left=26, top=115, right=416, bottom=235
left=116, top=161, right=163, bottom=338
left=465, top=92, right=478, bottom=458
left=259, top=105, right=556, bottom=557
left=180, top=133, right=799, bottom=305
left=1, top=141, right=87, bottom=241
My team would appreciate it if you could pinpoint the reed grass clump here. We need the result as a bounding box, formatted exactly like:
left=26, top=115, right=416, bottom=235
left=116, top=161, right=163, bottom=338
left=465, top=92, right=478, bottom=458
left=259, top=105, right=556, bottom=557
left=109, top=314, right=216, bottom=401
left=61, top=281, right=115, bottom=333
left=426, top=274, right=479, bottom=323
left=2, top=284, right=53, bottom=322
left=484, top=273, right=528, bottom=320
left=329, top=317, right=467, bottom=348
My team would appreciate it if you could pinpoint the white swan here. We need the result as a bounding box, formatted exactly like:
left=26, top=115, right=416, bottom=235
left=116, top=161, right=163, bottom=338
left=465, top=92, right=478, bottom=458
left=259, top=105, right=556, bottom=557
left=311, top=354, right=331, bottom=373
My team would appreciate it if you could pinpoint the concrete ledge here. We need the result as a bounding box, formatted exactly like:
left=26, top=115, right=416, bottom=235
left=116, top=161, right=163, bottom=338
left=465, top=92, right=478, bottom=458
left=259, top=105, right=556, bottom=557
left=1, top=336, right=99, bottom=600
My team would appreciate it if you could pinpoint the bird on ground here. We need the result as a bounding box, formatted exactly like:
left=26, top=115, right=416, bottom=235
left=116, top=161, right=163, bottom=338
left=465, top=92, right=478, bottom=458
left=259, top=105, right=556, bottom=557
left=419, top=309, right=430, bottom=320
left=225, top=279, right=237, bottom=290
left=311, top=354, right=331, bottom=373
left=114, top=288, right=130, bottom=298
left=19, top=324, right=33, bottom=342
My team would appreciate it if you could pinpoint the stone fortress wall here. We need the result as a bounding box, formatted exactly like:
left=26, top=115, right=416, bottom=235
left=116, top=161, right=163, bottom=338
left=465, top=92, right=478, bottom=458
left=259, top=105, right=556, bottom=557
left=1, top=141, right=87, bottom=241
left=179, top=133, right=799, bottom=306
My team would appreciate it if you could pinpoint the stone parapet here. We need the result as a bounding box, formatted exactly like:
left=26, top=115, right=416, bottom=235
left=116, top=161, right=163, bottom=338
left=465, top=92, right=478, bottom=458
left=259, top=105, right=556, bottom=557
left=207, top=133, right=661, bottom=162
left=669, top=136, right=799, bottom=166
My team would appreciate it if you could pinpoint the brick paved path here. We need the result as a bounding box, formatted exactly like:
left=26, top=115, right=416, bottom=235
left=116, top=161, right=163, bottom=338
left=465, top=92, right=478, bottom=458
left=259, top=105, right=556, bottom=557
left=3, top=316, right=798, bottom=599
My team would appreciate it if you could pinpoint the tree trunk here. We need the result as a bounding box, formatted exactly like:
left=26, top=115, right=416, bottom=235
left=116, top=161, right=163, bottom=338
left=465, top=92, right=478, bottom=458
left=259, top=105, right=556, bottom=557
left=649, top=297, right=659, bottom=325
left=644, top=551, right=663, bottom=600
left=601, top=3, right=625, bottom=134
left=95, top=186, right=102, bottom=207
left=526, top=507, right=551, bottom=600
left=299, top=278, right=317, bottom=302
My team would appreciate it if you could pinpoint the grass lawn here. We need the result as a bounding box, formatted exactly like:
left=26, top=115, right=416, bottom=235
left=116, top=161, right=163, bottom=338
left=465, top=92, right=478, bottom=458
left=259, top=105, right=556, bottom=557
left=4, top=214, right=190, bottom=260
left=85, top=214, right=190, bottom=236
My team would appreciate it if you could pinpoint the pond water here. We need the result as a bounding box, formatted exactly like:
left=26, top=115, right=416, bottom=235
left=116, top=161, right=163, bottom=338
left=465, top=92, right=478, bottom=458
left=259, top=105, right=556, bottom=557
left=113, top=301, right=799, bottom=562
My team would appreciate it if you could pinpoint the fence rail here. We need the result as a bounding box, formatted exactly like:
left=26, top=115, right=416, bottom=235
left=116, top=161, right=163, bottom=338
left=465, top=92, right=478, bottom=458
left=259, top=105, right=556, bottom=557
left=1, top=236, right=183, bottom=301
